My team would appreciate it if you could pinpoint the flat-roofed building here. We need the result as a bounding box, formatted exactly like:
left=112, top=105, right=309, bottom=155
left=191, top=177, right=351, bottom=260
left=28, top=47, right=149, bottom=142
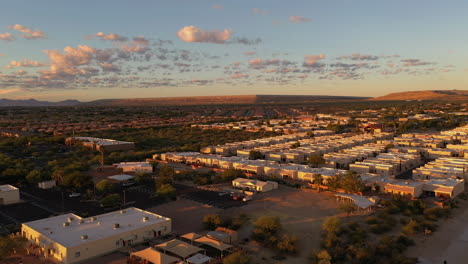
left=0, top=184, right=20, bottom=205
left=423, top=179, right=465, bottom=198
left=116, top=162, right=153, bottom=173
left=384, top=181, right=425, bottom=198
left=21, top=207, right=171, bottom=264
left=232, top=178, right=278, bottom=192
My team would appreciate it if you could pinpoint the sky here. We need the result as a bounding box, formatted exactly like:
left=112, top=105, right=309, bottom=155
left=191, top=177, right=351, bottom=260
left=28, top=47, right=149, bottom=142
left=0, top=0, right=467, bottom=101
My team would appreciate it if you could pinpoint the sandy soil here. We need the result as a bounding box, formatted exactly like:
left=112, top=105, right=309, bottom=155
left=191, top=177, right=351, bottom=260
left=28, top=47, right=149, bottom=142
left=406, top=199, right=468, bottom=264
left=225, top=186, right=339, bottom=264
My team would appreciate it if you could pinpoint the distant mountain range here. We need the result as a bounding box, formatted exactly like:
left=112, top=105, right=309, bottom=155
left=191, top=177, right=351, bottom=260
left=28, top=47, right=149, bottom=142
left=0, top=98, right=81, bottom=107
left=0, top=90, right=465, bottom=107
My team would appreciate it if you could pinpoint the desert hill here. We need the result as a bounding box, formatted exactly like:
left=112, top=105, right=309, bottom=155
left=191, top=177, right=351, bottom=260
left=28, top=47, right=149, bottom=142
left=370, top=90, right=467, bottom=101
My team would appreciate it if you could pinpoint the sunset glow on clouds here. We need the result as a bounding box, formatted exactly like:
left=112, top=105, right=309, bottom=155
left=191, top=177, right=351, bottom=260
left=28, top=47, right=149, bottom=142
left=0, top=0, right=466, bottom=100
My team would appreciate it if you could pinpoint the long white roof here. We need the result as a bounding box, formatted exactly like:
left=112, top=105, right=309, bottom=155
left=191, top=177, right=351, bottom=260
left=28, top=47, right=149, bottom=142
left=23, top=207, right=170, bottom=248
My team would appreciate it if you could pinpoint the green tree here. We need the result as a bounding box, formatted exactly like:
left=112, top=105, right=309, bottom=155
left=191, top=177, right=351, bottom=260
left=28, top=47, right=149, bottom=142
left=249, top=150, right=263, bottom=160
left=61, top=171, right=92, bottom=191
left=223, top=251, right=251, bottom=264
left=307, top=154, right=325, bottom=168
left=276, top=233, right=298, bottom=254
left=341, top=171, right=364, bottom=194
left=253, top=216, right=281, bottom=243
left=203, top=214, right=223, bottom=230
left=95, top=179, right=114, bottom=195
left=26, top=169, right=45, bottom=184
left=313, top=174, right=323, bottom=192
left=316, top=250, right=332, bottom=264
left=338, top=203, right=357, bottom=216
left=0, top=236, right=27, bottom=259
left=134, top=172, right=153, bottom=185
left=219, top=169, right=245, bottom=182
left=158, top=164, right=175, bottom=178
left=156, top=184, right=176, bottom=200
left=100, top=194, right=121, bottom=208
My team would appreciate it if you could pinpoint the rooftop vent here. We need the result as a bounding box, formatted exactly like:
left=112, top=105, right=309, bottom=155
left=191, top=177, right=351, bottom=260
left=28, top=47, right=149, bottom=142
left=67, top=217, right=74, bottom=222
left=81, top=235, right=88, bottom=240
left=79, top=219, right=85, bottom=224
left=63, top=222, right=70, bottom=227
left=142, top=216, right=149, bottom=222
left=113, top=223, right=120, bottom=229
left=120, top=210, right=126, bottom=214
left=90, top=217, right=97, bottom=222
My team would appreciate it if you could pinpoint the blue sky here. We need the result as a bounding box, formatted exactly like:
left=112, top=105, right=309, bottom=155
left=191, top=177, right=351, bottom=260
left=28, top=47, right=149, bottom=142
left=0, top=0, right=466, bottom=101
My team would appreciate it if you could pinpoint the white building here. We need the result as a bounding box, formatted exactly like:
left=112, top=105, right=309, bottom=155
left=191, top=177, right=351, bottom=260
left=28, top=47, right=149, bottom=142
left=116, top=162, right=153, bottom=173
left=21, top=207, right=171, bottom=264
left=232, top=178, right=278, bottom=192
left=0, top=184, right=20, bottom=205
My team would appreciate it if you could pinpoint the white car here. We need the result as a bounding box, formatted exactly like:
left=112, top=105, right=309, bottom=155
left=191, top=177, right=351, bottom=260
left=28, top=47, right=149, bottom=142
left=218, top=191, right=229, bottom=196
left=69, top=192, right=81, bottom=198
left=122, top=181, right=135, bottom=187
left=242, top=196, right=253, bottom=202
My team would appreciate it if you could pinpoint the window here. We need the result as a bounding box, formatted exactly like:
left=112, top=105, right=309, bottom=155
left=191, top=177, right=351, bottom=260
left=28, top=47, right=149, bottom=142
left=115, top=240, right=120, bottom=246
left=75, top=252, right=80, bottom=258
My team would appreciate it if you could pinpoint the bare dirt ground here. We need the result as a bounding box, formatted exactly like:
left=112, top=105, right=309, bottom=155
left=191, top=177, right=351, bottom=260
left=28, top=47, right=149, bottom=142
left=231, top=186, right=339, bottom=264
left=406, top=199, right=468, bottom=264
left=146, top=186, right=340, bottom=263
left=147, top=198, right=223, bottom=235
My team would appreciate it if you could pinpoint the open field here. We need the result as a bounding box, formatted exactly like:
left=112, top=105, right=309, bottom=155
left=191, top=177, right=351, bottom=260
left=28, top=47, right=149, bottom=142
left=147, top=186, right=339, bottom=263
left=406, top=199, right=468, bottom=264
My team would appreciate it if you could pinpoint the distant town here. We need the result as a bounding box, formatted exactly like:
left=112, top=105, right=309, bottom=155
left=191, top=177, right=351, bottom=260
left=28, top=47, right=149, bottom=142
left=0, top=97, right=466, bottom=264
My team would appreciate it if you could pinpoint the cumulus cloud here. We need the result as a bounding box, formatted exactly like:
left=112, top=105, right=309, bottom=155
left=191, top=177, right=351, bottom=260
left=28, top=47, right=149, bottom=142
left=303, top=54, right=325, bottom=66
left=41, top=45, right=97, bottom=79
left=8, top=59, right=46, bottom=68
left=10, top=24, right=46, bottom=39
left=401, top=59, right=432, bottom=67
left=338, top=53, right=379, bottom=61
left=290, top=16, right=311, bottom=23
left=177, top=26, right=232, bottom=44
left=0, top=32, right=14, bottom=41
left=88, top=32, right=128, bottom=42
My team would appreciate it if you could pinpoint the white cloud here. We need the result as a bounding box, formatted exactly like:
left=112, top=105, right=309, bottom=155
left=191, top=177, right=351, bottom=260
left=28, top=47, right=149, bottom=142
left=177, top=26, right=232, bottom=44
left=8, top=59, right=46, bottom=68
left=10, top=24, right=46, bottom=39
left=0, top=32, right=14, bottom=41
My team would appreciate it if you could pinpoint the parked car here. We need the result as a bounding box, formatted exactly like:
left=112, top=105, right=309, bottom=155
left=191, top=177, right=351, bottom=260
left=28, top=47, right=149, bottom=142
left=242, top=196, right=253, bottom=202
left=218, top=191, right=229, bottom=196
left=233, top=194, right=245, bottom=201
left=69, top=192, right=81, bottom=198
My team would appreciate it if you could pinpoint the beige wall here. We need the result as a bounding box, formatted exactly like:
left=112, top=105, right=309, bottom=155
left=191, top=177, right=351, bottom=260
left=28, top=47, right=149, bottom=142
left=0, top=189, right=20, bottom=205
left=22, top=219, right=171, bottom=264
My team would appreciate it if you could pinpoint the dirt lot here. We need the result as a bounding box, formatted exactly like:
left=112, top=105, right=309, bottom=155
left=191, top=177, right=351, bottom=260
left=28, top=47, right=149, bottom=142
left=406, top=199, right=468, bottom=264
left=148, top=185, right=339, bottom=264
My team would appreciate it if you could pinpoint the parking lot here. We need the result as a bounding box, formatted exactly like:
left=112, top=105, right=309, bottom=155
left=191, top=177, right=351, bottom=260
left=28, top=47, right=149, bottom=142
left=175, top=184, right=246, bottom=209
